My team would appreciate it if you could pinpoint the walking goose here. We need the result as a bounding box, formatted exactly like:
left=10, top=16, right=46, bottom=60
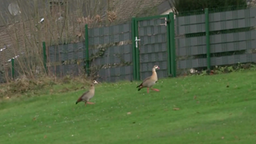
left=137, top=65, right=160, bottom=93
left=76, top=80, right=98, bottom=106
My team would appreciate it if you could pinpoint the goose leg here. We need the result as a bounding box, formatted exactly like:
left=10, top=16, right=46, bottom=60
left=147, top=88, right=149, bottom=93
left=151, top=88, right=159, bottom=92
left=87, top=102, right=95, bottom=104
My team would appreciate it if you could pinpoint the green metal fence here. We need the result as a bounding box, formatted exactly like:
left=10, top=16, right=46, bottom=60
left=45, top=13, right=176, bottom=82
left=175, top=7, right=256, bottom=75
left=38, top=7, right=256, bottom=82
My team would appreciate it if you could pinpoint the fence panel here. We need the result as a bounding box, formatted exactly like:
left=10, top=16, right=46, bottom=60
left=209, top=8, right=256, bottom=31
left=89, top=23, right=131, bottom=45
left=177, top=36, right=207, bottom=56
left=88, top=23, right=133, bottom=82
left=210, top=30, right=256, bottom=53
left=176, top=13, right=205, bottom=35
left=48, top=42, right=85, bottom=77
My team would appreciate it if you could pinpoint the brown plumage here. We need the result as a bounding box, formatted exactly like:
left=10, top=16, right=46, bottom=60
left=137, top=65, right=160, bottom=93
left=76, top=80, right=98, bottom=106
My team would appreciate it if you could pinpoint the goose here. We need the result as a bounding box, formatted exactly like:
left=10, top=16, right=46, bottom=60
left=137, top=65, right=160, bottom=93
left=76, top=80, right=98, bottom=106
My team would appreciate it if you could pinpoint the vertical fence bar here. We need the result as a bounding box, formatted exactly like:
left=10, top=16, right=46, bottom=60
left=85, top=24, right=90, bottom=76
left=132, top=17, right=137, bottom=80
left=167, top=15, right=171, bottom=76
left=205, top=8, right=211, bottom=70
left=11, top=58, right=14, bottom=79
left=42, top=42, right=48, bottom=74
left=134, top=19, right=140, bottom=80
left=169, top=12, right=176, bottom=77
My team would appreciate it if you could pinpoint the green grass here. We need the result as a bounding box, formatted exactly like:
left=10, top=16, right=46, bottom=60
left=1, top=70, right=256, bottom=144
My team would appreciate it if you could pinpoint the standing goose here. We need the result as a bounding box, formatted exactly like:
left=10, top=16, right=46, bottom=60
left=76, top=80, right=98, bottom=106
left=137, top=65, right=160, bottom=93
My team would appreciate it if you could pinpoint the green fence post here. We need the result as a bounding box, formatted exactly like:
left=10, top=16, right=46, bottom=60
left=42, top=42, right=48, bottom=74
left=169, top=12, right=176, bottom=77
left=134, top=18, right=140, bottom=80
left=167, top=14, right=172, bottom=76
left=132, top=17, right=137, bottom=80
left=11, top=58, right=14, bottom=79
left=85, top=24, right=90, bottom=76
left=205, top=8, right=211, bottom=71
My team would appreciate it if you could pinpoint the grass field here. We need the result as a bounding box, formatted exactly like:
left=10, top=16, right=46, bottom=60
left=0, top=70, right=256, bottom=144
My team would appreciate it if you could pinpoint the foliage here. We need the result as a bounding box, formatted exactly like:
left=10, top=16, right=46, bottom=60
left=196, top=63, right=256, bottom=76
left=173, top=0, right=247, bottom=14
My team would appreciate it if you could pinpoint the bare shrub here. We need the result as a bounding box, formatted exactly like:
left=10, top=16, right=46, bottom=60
left=1, top=0, right=118, bottom=82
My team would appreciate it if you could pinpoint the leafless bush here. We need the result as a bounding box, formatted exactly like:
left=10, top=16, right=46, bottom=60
left=1, top=0, right=118, bottom=82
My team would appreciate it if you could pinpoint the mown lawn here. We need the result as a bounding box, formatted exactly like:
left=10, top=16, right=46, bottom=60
left=0, top=70, right=256, bottom=144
